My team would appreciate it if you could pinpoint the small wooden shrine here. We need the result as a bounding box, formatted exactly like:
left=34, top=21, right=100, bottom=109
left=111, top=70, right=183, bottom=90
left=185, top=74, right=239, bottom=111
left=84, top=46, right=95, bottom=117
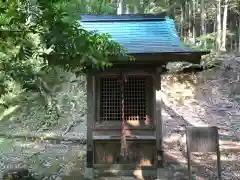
left=81, top=13, right=210, bottom=178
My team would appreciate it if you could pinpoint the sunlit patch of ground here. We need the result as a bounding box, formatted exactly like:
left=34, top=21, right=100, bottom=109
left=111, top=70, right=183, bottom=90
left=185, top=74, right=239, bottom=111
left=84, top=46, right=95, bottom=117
left=0, top=136, right=86, bottom=179
left=163, top=129, right=240, bottom=179
left=0, top=96, right=86, bottom=136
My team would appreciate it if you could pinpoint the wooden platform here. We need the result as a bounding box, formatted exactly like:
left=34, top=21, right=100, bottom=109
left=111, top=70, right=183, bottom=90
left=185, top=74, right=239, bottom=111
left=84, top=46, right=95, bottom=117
left=94, top=140, right=156, bottom=165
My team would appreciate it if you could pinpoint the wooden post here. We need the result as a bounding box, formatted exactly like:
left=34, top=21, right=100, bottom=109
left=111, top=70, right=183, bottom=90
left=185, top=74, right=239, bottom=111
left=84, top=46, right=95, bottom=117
left=155, top=67, right=165, bottom=179
left=84, top=73, right=95, bottom=179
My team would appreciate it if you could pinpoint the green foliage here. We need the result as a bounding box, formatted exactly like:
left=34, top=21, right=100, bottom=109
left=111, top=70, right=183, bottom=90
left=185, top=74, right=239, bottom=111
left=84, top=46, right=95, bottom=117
left=195, top=33, right=217, bottom=50
left=0, top=0, right=126, bottom=94
left=0, top=0, right=126, bottom=126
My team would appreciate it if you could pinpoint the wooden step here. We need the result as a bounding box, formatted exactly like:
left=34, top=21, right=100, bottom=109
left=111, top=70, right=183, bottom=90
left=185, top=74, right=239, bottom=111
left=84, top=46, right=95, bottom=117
left=96, top=176, right=139, bottom=180
left=93, top=135, right=156, bottom=140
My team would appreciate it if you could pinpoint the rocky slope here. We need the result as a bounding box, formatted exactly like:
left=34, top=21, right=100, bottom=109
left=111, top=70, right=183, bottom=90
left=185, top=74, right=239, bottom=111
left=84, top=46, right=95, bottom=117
left=162, top=54, right=240, bottom=179
left=162, top=54, right=240, bottom=139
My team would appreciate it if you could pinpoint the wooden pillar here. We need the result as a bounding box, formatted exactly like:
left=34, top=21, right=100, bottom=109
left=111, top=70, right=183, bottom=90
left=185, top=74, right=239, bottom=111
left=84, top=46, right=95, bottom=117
left=155, top=67, right=166, bottom=179
left=155, top=68, right=164, bottom=168
left=84, top=73, right=95, bottom=179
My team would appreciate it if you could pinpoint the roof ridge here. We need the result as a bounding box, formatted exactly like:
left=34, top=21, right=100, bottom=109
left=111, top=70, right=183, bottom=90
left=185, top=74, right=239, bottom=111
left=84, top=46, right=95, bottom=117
left=80, top=13, right=169, bottom=22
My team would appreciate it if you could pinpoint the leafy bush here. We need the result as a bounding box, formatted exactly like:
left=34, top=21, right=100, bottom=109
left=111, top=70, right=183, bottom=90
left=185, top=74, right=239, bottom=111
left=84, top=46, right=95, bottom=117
left=0, top=1, right=126, bottom=91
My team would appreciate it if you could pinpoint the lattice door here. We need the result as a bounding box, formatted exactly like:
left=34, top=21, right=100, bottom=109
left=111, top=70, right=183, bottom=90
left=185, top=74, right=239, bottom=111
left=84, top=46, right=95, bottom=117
left=97, top=74, right=154, bottom=165
left=99, top=75, right=147, bottom=122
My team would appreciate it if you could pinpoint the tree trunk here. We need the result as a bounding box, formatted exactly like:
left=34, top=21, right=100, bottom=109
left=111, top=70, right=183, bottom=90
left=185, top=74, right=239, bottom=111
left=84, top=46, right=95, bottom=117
left=200, top=0, right=206, bottom=47
left=238, top=1, right=240, bottom=53
left=221, top=0, right=228, bottom=52
left=180, top=4, right=184, bottom=38
left=184, top=1, right=188, bottom=42
left=200, top=1, right=205, bottom=35
left=196, top=0, right=199, bottom=36
left=235, top=17, right=238, bottom=52
left=132, top=0, right=141, bottom=13
left=117, top=0, right=124, bottom=14
left=188, top=1, right=192, bottom=40
left=192, top=0, right=196, bottom=44
left=169, top=0, right=175, bottom=18
left=125, top=0, right=139, bottom=14
left=216, top=0, right=222, bottom=51
left=238, top=18, right=240, bottom=53
left=230, top=20, right=233, bottom=52
left=125, top=3, right=131, bottom=14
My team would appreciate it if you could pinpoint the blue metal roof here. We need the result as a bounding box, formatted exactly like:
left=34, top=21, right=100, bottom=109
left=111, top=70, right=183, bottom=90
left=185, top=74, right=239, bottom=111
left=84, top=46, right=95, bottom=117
left=80, top=14, right=201, bottom=54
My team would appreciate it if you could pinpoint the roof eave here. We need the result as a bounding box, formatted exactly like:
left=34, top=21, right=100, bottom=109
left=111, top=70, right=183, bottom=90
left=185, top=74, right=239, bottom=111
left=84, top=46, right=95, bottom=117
left=110, top=51, right=210, bottom=65
left=128, top=51, right=211, bottom=56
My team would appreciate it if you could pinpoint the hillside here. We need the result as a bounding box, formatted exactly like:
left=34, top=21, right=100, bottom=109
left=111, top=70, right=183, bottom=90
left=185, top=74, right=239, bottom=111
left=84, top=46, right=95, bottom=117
left=161, top=54, right=240, bottom=179
left=163, top=54, right=240, bottom=138
left=0, top=70, right=87, bottom=135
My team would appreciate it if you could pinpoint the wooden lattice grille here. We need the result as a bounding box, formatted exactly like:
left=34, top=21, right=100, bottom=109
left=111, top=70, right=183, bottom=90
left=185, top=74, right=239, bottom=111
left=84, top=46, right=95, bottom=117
left=100, top=77, right=121, bottom=121
left=124, top=76, right=147, bottom=122
left=99, top=75, right=147, bottom=122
